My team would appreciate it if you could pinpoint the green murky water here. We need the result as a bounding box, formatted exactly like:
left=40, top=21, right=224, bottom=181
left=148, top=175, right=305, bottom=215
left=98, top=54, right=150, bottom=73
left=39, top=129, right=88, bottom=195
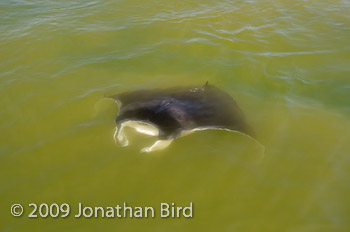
left=1, top=0, right=350, bottom=231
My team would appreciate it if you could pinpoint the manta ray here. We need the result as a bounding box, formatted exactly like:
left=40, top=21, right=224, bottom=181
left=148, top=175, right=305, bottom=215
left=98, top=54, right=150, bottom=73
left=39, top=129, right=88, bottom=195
left=110, top=82, right=256, bottom=152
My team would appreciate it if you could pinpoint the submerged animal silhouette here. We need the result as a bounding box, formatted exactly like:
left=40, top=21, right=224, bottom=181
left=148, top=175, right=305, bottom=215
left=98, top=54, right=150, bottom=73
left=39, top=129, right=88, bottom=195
left=110, top=82, right=255, bottom=152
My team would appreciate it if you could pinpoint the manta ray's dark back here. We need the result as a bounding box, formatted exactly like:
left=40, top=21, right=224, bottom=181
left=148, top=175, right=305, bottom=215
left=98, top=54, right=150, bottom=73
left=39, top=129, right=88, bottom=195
left=110, top=83, right=254, bottom=140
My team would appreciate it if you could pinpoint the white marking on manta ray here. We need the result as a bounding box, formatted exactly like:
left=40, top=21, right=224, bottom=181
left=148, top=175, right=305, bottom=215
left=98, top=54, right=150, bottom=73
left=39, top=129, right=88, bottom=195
left=123, top=121, right=159, bottom=136
left=114, top=123, right=128, bottom=147
left=113, top=120, right=265, bottom=156
left=141, top=139, right=173, bottom=153
left=114, top=120, right=160, bottom=149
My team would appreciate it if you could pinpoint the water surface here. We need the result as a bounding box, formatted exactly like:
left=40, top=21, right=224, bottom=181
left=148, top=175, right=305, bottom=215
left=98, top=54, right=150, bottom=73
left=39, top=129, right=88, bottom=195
left=1, top=0, right=350, bottom=231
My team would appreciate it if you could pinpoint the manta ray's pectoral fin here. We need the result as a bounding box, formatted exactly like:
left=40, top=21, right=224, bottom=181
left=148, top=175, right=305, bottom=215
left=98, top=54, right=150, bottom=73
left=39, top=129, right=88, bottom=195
left=114, top=124, right=129, bottom=147
left=141, top=139, right=173, bottom=153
